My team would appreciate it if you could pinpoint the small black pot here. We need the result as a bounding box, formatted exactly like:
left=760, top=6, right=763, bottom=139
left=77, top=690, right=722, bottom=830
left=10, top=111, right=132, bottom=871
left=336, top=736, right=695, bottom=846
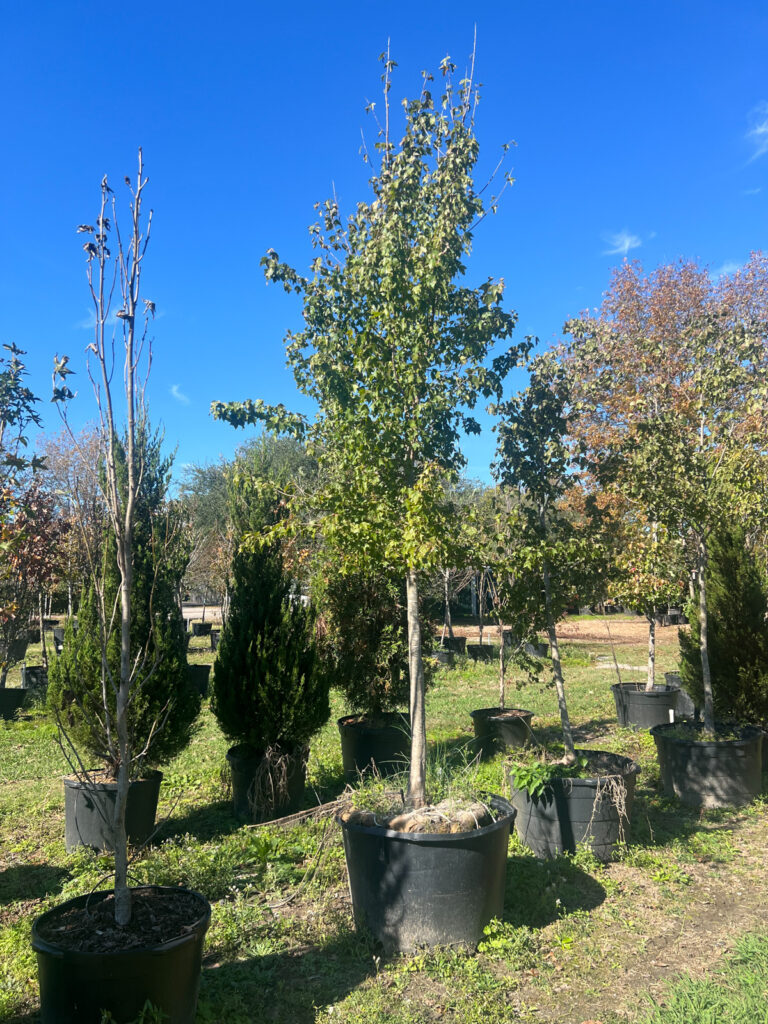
left=226, top=744, right=307, bottom=822
left=470, top=706, right=535, bottom=759
left=442, top=636, right=466, bottom=654
left=337, top=712, right=410, bottom=783
left=612, top=682, right=680, bottom=729
left=338, top=794, right=515, bottom=953
left=31, top=885, right=211, bottom=1024
left=187, top=663, right=211, bottom=697
left=191, top=622, right=212, bottom=637
left=466, top=643, right=497, bottom=662
left=435, top=648, right=454, bottom=667
left=63, top=771, right=163, bottom=852
left=5, top=635, right=29, bottom=663
left=0, top=687, right=28, bottom=719
left=509, top=750, right=640, bottom=862
left=650, top=722, right=763, bottom=808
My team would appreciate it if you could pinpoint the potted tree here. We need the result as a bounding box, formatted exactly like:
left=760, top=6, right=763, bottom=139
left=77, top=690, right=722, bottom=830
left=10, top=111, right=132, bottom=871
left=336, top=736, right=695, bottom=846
left=32, top=154, right=210, bottom=1024
left=495, top=354, right=640, bottom=862
left=212, top=538, right=330, bottom=821
left=316, top=564, right=414, bottom=782
left=213, top=51, right=524, bottom=951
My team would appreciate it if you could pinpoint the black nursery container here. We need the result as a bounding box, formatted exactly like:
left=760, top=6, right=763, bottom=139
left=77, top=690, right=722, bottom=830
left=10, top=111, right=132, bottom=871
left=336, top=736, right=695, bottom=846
left=651, top=723, right=763, bottom=808
left=31, top=885, right=211, bottom=1024
left=470, top=706, right=535, bottom=759
left=0, top=687, right=27, bottom=720
left=337, top=713, right=410, bottom=783
left=339, top=795, right=515, bottom=953
left=510, top=750, right=640, bottom=862
left=612, top=682, right=680, bottom=729
left=63, top=771, right=163, bottom=852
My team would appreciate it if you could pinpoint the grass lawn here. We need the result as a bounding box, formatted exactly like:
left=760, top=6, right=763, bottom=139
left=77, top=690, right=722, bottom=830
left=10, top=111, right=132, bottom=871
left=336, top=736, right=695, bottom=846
left=1, top=616, right=767, bottom=1023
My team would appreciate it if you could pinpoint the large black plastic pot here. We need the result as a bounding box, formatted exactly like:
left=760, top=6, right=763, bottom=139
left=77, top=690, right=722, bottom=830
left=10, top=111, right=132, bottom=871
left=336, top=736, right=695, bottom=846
left=226, top=744, right=306, bottom=822
left=470, top=707, right=535, bottom=759
left=509, top=750, right=640, bottom=862
left=191, top=622, right=212, bottom=637
left=650, top=722, right=763, bottom=808
left=612, top=682, right=680, bottom=729
left=31, top=885, right=211, bottom=1024
left=187, top=663, right=211, bottom=697
left=466, top=643, right=496, bottom=662
left=439, top=636, right=466, bottom=654
left=21, top=665, right=48, bottom=697
left=63, top=771, right=163, bottom=852
left=0, top=687, right=28, bottom=719
left=338, top=794, right=515, bottom=953
left=337, top=713, right=410, bottom=783
left=210, top=629, right=221, bottom=652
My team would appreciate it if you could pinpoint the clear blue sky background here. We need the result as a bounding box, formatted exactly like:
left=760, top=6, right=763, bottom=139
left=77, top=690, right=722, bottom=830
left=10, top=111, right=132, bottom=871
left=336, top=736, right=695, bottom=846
left=3, top=1, right=767, bottom=484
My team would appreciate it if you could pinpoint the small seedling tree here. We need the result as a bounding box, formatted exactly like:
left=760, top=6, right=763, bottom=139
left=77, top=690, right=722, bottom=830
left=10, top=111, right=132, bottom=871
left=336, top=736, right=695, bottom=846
left=213, top=51, right=524, bottom=806
left=493, top=353, right=605, bottom=761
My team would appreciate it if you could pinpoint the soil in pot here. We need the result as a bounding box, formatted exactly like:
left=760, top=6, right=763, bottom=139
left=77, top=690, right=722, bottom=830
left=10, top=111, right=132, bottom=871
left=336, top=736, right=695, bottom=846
left=509, top=750, right=640, bottom=862
left=470, top=707, right=535, bottom=759
left=63, top=770, right=163, bottom=852
left=338, top=713, right=410, bottom=783
left=226, top=744, right=307, bottom=822
left=338, top=794, right=515, bottom=952
left=0, top=687, right=28, bottom=720
left=612, top=682, right=680, bottom=729
left=650, top=722, right=763, bottom=808
left=32, top=885, right=211, bottom=1024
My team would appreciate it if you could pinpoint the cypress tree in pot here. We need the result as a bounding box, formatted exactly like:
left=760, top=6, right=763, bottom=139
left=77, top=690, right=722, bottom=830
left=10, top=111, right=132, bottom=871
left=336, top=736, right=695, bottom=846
left=212, top=539, right=330, bottom=821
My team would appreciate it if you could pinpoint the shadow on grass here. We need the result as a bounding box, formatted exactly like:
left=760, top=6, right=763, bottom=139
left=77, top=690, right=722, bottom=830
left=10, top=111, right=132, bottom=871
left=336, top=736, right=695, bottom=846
left=155, top=800, right=242, bottom=843
left=198, top=931, right=378, bottom=1024
left=503, top=853, right=606, bottom=928
left=0, top=863, right=69, bottom=906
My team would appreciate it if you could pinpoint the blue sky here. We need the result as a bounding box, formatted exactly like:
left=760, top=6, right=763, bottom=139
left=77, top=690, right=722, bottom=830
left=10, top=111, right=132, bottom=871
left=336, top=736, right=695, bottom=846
left=3, top=1, right=767, bottom=483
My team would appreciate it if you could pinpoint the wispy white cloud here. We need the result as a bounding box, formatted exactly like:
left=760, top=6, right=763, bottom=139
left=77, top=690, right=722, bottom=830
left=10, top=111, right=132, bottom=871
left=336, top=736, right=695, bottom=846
left=746, top=102, right=768, bottom=161
left=603, top=230, right=642, bottom=257
left=711, top=261, right=740, bottom=279
left=74, top=309, right=120, bottom=330
left=744, top=187, right=762, bottom=195
left=170, top=384, right=190, bottom=405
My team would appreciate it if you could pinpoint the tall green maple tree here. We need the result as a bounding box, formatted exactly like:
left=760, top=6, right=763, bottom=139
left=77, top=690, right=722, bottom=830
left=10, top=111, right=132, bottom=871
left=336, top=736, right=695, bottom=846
left=213, top=52, right=524, bottom=806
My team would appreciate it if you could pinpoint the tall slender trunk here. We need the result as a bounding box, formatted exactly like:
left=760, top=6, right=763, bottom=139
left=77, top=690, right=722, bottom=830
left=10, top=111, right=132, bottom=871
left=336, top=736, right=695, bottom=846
left=697, top=536, right=715, bottom=732
left=67, top=582, right=73, bottom=619
left=645, top=613, right=656, bottom=691
left=39, top=592, right=48, bottom=671
left=406, top=568, right=426, bottom=808
left=542, top=557, right=575, bottom=761
left=498, top=617, right=506, bottom=709
left=441, top=570, right=454, bottom=643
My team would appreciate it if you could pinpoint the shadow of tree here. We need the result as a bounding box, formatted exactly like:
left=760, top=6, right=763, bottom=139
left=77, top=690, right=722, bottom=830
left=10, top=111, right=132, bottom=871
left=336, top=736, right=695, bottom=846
left=154, top=800, right=242, bottom=843
left=198, top=931, right=378, bottom=1024
left=503, top=853, right=606, bottom=928
left=0, top=863, right=69, bottom=906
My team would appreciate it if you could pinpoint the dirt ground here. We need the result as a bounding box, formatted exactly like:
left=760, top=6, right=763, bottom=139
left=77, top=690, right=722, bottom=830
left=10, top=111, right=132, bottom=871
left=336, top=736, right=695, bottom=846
left=449, top=615, right=682, bottom=650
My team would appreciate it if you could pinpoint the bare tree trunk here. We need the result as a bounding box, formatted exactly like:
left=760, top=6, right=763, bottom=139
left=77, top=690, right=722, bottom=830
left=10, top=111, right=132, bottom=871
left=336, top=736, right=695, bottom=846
left=39, top=592, right=48, bottom=671
left=441, top=570, right=454, bottom=644
left=67, top=581, right=73, bottom=619
left=645, top=613, right=656, bottom=691
left=698, top=537, right=715, bottom=732
left=478, top=571, right=485, bottom=647
left=542, top=557, right=575, bottom=761
left=406, top=568, right=426, bottom=809
left=498, top=616, right=506, bottom=709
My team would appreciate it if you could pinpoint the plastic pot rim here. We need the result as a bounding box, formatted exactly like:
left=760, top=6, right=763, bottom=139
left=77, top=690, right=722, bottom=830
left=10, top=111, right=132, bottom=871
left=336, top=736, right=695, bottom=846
left=337, top=793, right=515, bottom=844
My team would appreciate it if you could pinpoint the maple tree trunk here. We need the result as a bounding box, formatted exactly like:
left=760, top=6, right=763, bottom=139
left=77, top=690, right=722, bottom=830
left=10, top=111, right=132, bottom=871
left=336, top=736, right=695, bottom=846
left=645, top=613, right=656, bottom=690
left=406, top=568, right=426, bottom=808
left=542, top=557, right=575, bottom=760
left=697, top=538, right=715, bottom=732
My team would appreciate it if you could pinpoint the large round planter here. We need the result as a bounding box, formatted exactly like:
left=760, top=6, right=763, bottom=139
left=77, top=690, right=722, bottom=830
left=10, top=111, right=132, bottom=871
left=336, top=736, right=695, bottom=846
left=612, top=682, right=680, bottom=729
left=191, top=622, right=212, bottom=637
left=226, top=744, right=306, bottom=822
left=509, top=750, right=640, bottom=862
left=470, top=706, right=535, bottom=759
left=337, top=713, right=410, bottom=783
left=31, top=885, right=211, bottom=1024
left=0, top=687, right=28, bottom=719
left=435, top=648, right=454, bottom=667
left=650, top=722, right=763, bottom=808
left=442, top=636, right=466, bottom=654
left=338, top=794, right=515, bottom=953
left=63, top=771, right=163, bottom=852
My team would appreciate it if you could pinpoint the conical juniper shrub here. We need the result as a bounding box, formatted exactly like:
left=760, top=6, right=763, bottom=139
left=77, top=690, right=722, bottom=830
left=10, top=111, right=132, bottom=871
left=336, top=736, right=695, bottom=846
left=48, top=428, right=200, bottom=776
left=679, top=526, right=768, bottom=723
left=314, top=566, right=432, bottom=720
left=212, top=539, right=330, bottom=816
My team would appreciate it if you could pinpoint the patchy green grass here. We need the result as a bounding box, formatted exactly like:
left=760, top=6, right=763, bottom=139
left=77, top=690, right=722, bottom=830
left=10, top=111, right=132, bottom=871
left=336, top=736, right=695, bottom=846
left=1, top=616, right=767, bottom=1023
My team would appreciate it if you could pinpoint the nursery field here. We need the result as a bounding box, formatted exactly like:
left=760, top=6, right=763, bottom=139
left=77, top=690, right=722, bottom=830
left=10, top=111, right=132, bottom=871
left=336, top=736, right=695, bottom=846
left=2, top=616, right=768, bottom=1024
